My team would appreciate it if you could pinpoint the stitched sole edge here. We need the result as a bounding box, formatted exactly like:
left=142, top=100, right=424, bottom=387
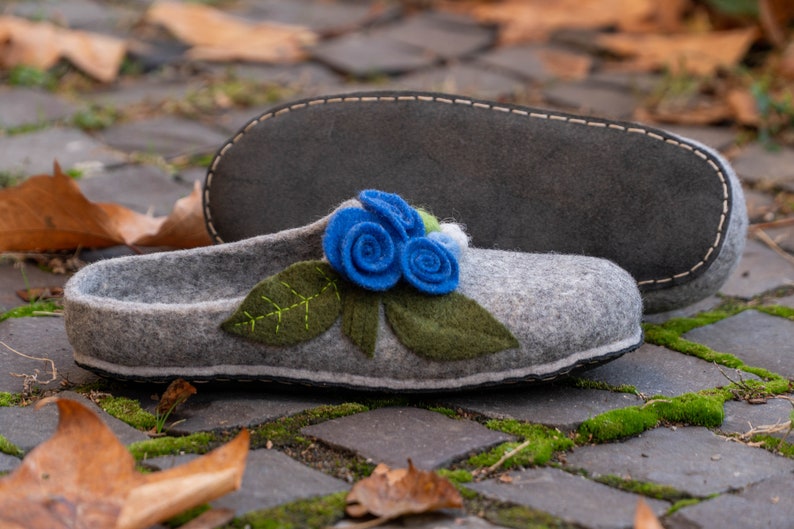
left=73, top=331, right=643, bottom=393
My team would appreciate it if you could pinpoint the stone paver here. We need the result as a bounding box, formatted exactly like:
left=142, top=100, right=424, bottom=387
left=565, top=426, right=794, bottom=497
left=470, top=467, right=668, bottom=529
left=732, top=143, right=794, bottom=192
left=579, top=343, right=747, bottom=397
left=97, top=117, right=228, bottom=158
left=146, top=449, right=348, bottom=515
left=683, top=310, right=794, bottom=377
left=0, top=88, right=77, bottom=129
left=478, top=44, right=593, bottom=82
left=0, top=391, right=147, bottom=452
left=0, top=317, right=97, bottom=393
left=542, top=80, right=640, bottom=118
left=78, top=163, right=193, bottom=216
left=89, top=78, right=194, bottom=109
left=642, top=295, right=722, bottom=324
left=0, top=127, right=126, bottom=176
left=719, top=238, right=794, bottom=298
left=312, top=33, right=438, bottom=76
left=721, top=397, right=794, bottom=439
left=381, top=11, right=494, bottom=59
left=743, top=188, right=778, bottom=222
left=776, top=294, right=794, bottom=307
left=763, top=223, right=794, bottom=254
left=666, top=474, right=794, bottom=529
left=396, top=63, right=525, bottom=99
left=442, top=385, right=642, bottom=431
left=0, top=453, right=20, bottom=473
left=302, top=407, right=512, bottom=469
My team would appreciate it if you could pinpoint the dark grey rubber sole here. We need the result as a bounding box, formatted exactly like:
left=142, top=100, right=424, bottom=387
left=204, top=91, right=747, bottom=313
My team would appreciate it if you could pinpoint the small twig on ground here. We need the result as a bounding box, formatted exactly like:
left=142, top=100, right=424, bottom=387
left=1, top=340, right=58, bottom=384
left=752, top=228, right=794, bottom=267
left=749, top=217, right=794, bottom=231
left=475, top=438, right=533, bottom=479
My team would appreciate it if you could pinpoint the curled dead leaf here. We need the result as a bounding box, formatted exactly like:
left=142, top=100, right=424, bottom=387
left=0, top=162, right=212, bottom=252
left=346, top=459, right=462, bottom=524
left=145, top=2, right=317, bottom=63
left=0, top=397, right=248, bottom=529
left=157, top=378, right=197, bottom=415
left=596, top=28, right=758, bottom=76
left=0, top=15, right=125, bottom=82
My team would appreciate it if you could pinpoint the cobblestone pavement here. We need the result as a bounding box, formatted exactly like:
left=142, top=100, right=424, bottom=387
left=2, top=2, right=794, bottom=528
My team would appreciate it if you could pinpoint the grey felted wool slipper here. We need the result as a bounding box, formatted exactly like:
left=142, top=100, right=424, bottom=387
left=203, top=91, right=747, bottom=314
left=64, top=190, right=643, bottom=391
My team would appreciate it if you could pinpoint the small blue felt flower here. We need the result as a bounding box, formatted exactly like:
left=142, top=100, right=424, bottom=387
left=401, top=237, right=459, bottom=295
left=323, top=207, right=402, bottom=291
left=359, top=189, right=425, bottom=241
left=428, top=231, right=462, bottom=260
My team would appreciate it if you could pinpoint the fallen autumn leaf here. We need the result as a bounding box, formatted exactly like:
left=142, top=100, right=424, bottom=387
left=0, top=397, right=248, bottom=529
left=0, top=15, right=125, bottom=82
left=0, top=162, right=212, bottom=252
left=346, top=459, right=462, bottom=525
left=145, top=1, right=317, bottom=63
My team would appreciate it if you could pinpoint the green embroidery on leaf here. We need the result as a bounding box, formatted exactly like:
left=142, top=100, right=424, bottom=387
left=383, top=286, right=519, bottom=361
left=341, top=288, right=381, bottom=357
left=221, top=261, right=342, bottom=346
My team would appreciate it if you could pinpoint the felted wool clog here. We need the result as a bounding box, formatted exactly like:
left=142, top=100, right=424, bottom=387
left=65, top=191, right=643, bottom=391
left=203, top=91, right=747, bottom=314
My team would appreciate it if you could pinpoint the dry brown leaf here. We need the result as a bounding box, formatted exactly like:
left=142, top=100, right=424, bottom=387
left=157, top=378, right=198, bottom=415
left=726, top=88, right=761, bottom=126
left=446, top=0, right=656, bottom=44
left=535, top=48, right=593, bottom=80
left=132, top=181, right=213, bottom=249
left=145, top=1, right=317, bottom=63
left=596, top=28, right=758, bottom=76
left=0, top=397, right=248, bottom=529
left=346, top=459, right=462, bottom=523
left=16, top=286, right=64, bottom=302
left=0, top=15, right=125, bottom=82
left=0, top=163, right=212, bottom=252
left=634, top=498, right=665, bottom=529
left=760, top=0, right=794, bottom=48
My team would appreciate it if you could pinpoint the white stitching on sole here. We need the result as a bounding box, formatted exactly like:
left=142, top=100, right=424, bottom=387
left=204, top=94, right=730, bottom=286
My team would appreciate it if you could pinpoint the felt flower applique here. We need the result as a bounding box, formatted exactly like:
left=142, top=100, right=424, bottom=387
left=222, top=190, right=518, bottom=361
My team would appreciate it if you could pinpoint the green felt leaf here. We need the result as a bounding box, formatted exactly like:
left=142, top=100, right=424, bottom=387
left=383, top=286, right=519, bottom=361
left=341, top=287, right=381, bottom=356
left=222, top=260, right=342, bottom=345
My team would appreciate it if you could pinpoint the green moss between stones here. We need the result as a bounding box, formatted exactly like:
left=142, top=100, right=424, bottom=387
left=757, top=305, right=794, bottom=320
left=567, top=378, right=638, bottom=394
left=577, top=406, right=658, bottom=443
left=578, top=391, right=730, bottom=443
left=469, top=420, right=573, bottom=468
left=467, top=496, right=578, bottom=529
left=251, top=403, right=369, bottom=448
left=593, top=475, right=691, bottom=503
left=97, top=395, right=157, bottom=431
left=227, top=491, right=347, bottom=529
left=0, top=392, right=21, bottom=407
left=0, top=434, right=23, bottom=458
left=0, top=300, right=62, bottom=322
left=128, top=432, right=216, bottom=461
left=668, top=497, right=705, bottom=514
left=751, top=435, right=794, bottom=458
left=426, top=406, right=458, bottom=418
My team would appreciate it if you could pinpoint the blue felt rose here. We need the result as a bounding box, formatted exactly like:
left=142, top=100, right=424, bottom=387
left=323, top=207, right=402, bottom=291
left=401, top=237, right=459, bottom=295
left=428, top=231, right=462, bottom=260
left=359, top=189, right=425, bottom=241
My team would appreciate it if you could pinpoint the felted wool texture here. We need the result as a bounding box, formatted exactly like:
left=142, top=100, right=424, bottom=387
left=204, top=90, right=746, bottom=314
left=65, top=202, right=643, bottom=391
